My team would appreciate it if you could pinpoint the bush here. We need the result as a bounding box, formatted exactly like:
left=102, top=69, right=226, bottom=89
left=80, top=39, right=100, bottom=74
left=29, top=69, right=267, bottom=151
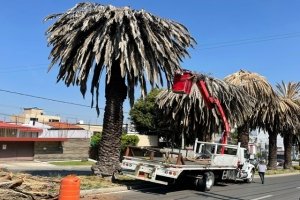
left=120, top=134, right=139, bottom=160
left=89, top=132, right=102, bottom=160
left=91, top=132, right=102, bottom=147
left=121, top=134, right=139, bottom=151
left=293, top=165, right=300, bottom=170
left=89, top=132, right=139, bottom=160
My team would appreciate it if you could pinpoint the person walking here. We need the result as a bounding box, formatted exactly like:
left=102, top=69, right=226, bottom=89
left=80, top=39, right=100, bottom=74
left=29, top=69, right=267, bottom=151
left=257, top=159, right=267, bottom=184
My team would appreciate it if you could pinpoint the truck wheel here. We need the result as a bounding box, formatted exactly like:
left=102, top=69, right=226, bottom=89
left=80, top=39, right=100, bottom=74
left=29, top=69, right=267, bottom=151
left=195, top=172, right=215, bottom=191
left=203, top=172, right=215, bottom=191
left=245, top=169, right=254, bottom=183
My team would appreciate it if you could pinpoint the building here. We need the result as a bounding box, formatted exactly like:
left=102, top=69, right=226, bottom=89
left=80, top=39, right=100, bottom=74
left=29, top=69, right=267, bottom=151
left=0, top=121, right=92, bottom=161
left=10, top=107, right=60, bottom=124
left=249, top=129, right=287, bottom=159
left=76, top=121, right=103, bottom=135
left=0, top=121, right=44, bottom=160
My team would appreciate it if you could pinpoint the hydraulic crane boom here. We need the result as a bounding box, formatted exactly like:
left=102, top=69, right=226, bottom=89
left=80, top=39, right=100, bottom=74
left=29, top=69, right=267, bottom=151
left=172, top=70, right=230, bottom=153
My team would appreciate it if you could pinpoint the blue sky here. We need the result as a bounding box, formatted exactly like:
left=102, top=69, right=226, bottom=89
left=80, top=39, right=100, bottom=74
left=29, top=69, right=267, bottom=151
left=0, top=1, right=300, bottom=124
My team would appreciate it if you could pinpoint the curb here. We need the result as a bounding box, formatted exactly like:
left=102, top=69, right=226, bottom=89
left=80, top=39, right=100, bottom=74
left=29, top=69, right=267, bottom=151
left=80, top=186, right=128, bottom=196
left=80, top=184, right=153, bottom=196
left=264, top=172, right=300, bottom=177
left=254, top=172, right=299, bottom=178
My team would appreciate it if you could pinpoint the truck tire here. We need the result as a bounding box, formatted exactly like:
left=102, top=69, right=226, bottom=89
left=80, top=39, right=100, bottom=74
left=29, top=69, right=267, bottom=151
left=245, top=169, right=254, bottom=183
left=195, top=172, right=215, bottom=191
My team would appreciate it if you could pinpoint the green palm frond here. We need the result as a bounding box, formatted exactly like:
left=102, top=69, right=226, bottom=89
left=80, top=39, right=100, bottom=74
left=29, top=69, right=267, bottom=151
left=276, top=81, right=300, bottom=104
left=156, top=72, right=256, bottom=135
left=45, top=2, right=195, bottom=111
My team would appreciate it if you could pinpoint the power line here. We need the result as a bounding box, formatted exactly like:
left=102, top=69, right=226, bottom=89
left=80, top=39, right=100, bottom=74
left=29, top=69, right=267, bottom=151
left=0, top=102, right=102, bottom=120
left=0, top=88, right=102, bottom=109
left=0, top=67, right=46, bottom=73
left=199, top=32, right=300, bottom=50
left=0, top=88, right=129, bottom=114
left=200, top=31, right=300, bottom=47
left=0, top=63, right=47, bottom=70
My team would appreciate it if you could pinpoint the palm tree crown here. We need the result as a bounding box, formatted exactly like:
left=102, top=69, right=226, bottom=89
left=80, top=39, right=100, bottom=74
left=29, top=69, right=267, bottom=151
left=275, top=81, right=300, bottom=133
left=156, top=72, right=256, bottom=140
left=45, top=2, right=195, bottom=112
left=224, top=70, right=279, bottom=132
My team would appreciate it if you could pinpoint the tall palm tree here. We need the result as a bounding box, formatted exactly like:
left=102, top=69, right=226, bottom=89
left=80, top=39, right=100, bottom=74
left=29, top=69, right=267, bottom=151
left=224, top=70, right=280, bottom=169
left=156, top=72, right=256, bottom=144
left=45, top=3, right=195, bottom=177
left=275, top=81, right=300, bottom=169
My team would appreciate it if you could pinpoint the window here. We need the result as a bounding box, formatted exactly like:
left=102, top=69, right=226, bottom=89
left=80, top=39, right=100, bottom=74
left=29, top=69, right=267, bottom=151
left=19, top=132, right=38, bottom=138
left=49, top=119, right=59, bottom=122
left=6, top=129, right=17, bottom=137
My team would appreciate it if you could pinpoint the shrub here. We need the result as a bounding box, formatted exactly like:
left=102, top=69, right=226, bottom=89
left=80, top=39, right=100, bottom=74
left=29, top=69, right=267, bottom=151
left=89, top=132, right=139, bottom=160
left=89, top=132, right=102, bottom=160
left=91, top=132, right=102, bottom=147
left=293, top=165, right=300, bottom=170
left=121, top=134, right=139, bottom=151
left=120, top=134, right=139, bottom=160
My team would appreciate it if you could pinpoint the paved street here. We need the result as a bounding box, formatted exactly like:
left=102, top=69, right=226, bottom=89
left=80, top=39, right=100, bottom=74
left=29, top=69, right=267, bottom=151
left=87, top=174, right=300, bottom=200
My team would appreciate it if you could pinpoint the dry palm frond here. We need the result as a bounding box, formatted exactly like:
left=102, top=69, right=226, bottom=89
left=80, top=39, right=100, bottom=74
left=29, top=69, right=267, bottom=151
left=225, top=70, right=300, bottom=134
left=156, top=72, right=256, bottom=136
left=224, top=70, right=276, bottom=102
left=275, top=81, right=300, bottom=133
left=224, top=70, right=282, bottom=132
left=45, top=2, right=195, bottom=113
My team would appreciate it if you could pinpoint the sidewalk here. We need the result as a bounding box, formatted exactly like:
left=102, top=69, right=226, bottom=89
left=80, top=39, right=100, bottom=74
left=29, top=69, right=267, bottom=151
left=1, top=160, right=91, bottom=170
left=0, top=160, right=92, bottom=176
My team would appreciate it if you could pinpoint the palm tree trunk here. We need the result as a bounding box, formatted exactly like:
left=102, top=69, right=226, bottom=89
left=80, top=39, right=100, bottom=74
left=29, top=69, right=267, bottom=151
left=283, top=133, right=292, bottom=169
left=92, top=64, right=127, bottom=177
left=297, top=136, right=300, bottom=167
left=268, top=131, right=277, bottom=169
left=237, top=125, right=249, bottom=149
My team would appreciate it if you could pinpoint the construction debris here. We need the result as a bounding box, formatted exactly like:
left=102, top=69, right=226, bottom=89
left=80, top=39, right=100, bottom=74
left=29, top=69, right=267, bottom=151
left=0, top=170, right=59, bottom=200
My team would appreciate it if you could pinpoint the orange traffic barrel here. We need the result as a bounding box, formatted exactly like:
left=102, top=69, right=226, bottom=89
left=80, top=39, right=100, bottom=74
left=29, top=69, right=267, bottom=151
left=58, top=175, right=80, bottom=200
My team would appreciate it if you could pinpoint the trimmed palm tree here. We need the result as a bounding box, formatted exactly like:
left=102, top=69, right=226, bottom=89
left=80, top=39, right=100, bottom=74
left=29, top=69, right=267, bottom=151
left=156, top=72, right=256, bottom=144
left=224, top=70, right=280, bottom=169
left=45, top=2, right=195, bottom=177
left=275, top=81, right=300, bottom=169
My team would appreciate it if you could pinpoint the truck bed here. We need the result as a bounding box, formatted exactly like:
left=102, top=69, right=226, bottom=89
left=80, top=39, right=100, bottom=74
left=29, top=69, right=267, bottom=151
left=123, top=155, right=238, bottom=170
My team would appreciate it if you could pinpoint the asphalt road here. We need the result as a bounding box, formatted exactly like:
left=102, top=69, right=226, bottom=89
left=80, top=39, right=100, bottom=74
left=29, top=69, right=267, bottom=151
left=92, top=174, right=300, bottom=200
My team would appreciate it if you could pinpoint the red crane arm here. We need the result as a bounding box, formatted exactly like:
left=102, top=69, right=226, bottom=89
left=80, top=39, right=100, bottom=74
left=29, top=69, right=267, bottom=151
left=172, top=70, right=230, bottom=153
left=197, top=80, right=230, bottom=147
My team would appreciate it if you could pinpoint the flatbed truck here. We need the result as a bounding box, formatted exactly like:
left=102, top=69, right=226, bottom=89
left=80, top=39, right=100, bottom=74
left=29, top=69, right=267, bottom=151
left=121, top=139, right=255, bottom=191
left=121, top=70, right=255, bottom=191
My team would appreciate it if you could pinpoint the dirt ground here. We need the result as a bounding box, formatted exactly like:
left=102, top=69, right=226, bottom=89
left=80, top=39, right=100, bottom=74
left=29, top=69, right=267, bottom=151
left=0, top=170, right=60, bottom=200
